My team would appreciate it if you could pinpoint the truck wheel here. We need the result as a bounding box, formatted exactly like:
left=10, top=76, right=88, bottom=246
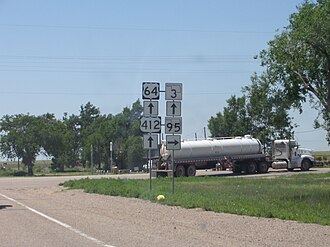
left=186, top=165, right=196, bottom=177
left=246, top=161, right=257, bottom=174
left=175, top=165, right=186, bottom=177
left=232, top=163, right=241, bottom=174
left=301, top=159, right=311, bottom=171
left=257, top=162, right=269, bottom=173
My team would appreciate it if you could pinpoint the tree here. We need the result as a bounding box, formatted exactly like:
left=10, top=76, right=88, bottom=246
left=122, top=136, right=144, bottom=171
left=208, top=73, right=295, bottom=144
left=79, top=102, right=102, bottom=165
left=0, top=114, right=44, bottom=175
left=243, top=73, right=295, bottom=144
left=258, top=0, right=330, bottom=141
left=208, top=95, right=248, bottom=137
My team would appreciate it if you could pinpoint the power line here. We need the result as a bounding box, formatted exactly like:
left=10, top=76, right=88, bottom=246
left=0, top=91, right=239, bottom=96
left=0, top=23, right=275, bottom=34
left=295, top=129, right=323, bottom=134
left=0, top=68, right=260, bottom=74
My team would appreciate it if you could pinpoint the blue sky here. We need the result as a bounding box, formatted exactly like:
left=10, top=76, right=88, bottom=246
left=0, top=0, right=328, bottom=151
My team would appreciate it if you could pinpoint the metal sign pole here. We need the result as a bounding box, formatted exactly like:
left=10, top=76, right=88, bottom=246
left=110, top=141, right=113, bottom=173
left=149, top=148, right=152, bottom=192
left=90, top=144, right=94, bottom=175
left=172, top=150, right=175, bottom=193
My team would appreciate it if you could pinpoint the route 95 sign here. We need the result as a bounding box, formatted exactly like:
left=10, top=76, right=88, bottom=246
left=165, top=117, right=182, bottom=134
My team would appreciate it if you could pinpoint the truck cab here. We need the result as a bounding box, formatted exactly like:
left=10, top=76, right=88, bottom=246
left=272, top=140, right=314, bottom=171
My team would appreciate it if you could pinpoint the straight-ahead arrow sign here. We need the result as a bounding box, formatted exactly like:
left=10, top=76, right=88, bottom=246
left=143, top=134, right=158, bottom=150
left=143, top=101, right=159, bottom=117
left=148, top=103, right=154, bottom=114
left=166, top=101, right=181, bottom=116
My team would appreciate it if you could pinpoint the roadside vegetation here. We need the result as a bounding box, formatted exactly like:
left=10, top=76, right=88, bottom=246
left=0, top=161, right=91, bottom=177
left=64, top=172, right=330, bottom=225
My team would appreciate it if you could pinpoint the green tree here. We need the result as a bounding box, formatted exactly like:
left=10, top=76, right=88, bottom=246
left=79, top=102, right=102, bottom=165
left=122, top=136, right=144, bottom=171
left=243, top=73, right=295, bottom=144
left=258, top=0, right=330, bottom=141
left=0, top=114, right=44, bottom=175
left=208, top=73, right=294, bottom=144
left=208, top=95, right=248, bottom=137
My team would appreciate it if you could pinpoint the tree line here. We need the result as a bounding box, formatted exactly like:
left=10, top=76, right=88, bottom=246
left=0, top=100, right=145, bottom=175
left=209, top=0, right=330, bottom=146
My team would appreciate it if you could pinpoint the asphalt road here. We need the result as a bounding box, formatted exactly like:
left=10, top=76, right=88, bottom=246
left=0, top=168, right=329, bottom=247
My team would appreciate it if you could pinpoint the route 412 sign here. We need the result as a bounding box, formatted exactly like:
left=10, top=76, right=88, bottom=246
left=140, top=116, right=161, bottom=133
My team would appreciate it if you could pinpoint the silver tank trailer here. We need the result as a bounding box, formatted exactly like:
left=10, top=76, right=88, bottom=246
left=161, top=135, right=262, bottom=161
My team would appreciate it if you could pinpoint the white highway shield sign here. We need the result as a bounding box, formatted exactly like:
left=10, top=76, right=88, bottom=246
left=140, top=116, right=161, bottom=133
left=142, top=82, right=160, bottom=100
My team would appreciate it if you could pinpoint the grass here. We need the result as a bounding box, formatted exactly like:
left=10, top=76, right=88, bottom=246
left=63, top=172, right=330, bottom=225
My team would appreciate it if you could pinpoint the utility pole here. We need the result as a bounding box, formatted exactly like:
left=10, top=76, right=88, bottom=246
left=110, top=141, right=113, bottom=173
left=91, top=144, right=94, bottom=175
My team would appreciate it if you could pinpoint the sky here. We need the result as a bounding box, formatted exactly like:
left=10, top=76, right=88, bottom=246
left=0, top=0, right=328, bottom=151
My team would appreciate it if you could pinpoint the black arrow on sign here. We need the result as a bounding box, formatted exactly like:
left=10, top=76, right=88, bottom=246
left=171, top=103, right=177, bottom=115
left=168, top=139, right=179, bottom=146
left=148, top=103, right=154, bottom=114
left=148, top=136, right=154, bottom=148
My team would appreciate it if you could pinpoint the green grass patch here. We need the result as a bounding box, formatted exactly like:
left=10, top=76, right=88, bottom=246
left=63, top=172, right=330, bottom=225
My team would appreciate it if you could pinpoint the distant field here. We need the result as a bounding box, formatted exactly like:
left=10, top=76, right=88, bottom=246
left=313, top=151, right=330, bottom=166
left=0, top=160, right=91, bottom=176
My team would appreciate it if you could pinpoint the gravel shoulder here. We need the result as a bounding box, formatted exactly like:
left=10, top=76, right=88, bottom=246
left=2, top=185, right=329, bottom=247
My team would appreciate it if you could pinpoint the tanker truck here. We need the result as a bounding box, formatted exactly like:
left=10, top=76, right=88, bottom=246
left=152, top=135, right=314, bottom=177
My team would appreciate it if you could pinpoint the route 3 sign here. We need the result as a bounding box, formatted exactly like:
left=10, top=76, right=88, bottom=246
left=165, top=83, right=182, bottom=100
left=142, top=82, right=160, bottom=100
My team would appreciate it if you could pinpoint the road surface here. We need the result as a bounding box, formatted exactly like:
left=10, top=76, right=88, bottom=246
left=0, top=168, right=329, bottom=246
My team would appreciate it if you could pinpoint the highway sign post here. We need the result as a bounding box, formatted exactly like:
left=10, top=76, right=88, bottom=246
left=141, top=82, right=162, bottom=192
left=141, top=82, right=183, bottom=193
left=165, top=83, right=183, bottom=193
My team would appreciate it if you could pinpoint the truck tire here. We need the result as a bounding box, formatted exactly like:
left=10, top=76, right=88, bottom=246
left=232, top=163, right=242, bottom=174
left=257, top=161, right=269, bottom=173
left=245, top=161, right=257, bottom=174
left=301, top=159, right=311, bottom=171
left=175, top=164, right=186, bottom=177
left=186, top=164, right=196, bottom=177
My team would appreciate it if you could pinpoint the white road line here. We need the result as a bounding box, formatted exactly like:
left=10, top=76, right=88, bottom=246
left=0, top=192, right=116, bottom=247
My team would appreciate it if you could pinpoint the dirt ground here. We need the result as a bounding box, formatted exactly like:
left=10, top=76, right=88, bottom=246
left=1, top=172, right=330, bottom=247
